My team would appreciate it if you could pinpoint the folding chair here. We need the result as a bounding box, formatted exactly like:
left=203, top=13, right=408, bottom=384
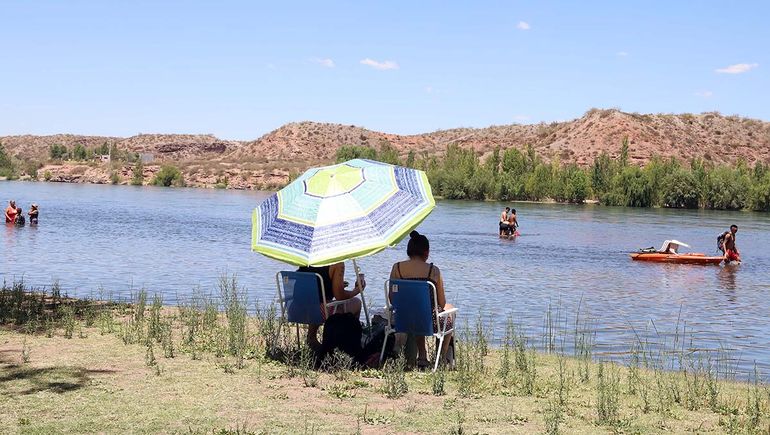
left=275, top=271, right=349, bottom=347
left=379, top=279, right=458, bottom=372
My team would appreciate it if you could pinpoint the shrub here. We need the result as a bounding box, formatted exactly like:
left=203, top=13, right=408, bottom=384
left=131, top=161, right=144, bottom=186
left=152, top=165, right=184, bottom=187
left=661, top=170, right=701, bottom=208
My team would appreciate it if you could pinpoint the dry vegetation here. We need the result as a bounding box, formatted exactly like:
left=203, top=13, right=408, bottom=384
left=2, top=109, right=769, bottom=189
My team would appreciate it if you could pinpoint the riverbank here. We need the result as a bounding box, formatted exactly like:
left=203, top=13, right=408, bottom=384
left=1, top=283, right=768, bottom=434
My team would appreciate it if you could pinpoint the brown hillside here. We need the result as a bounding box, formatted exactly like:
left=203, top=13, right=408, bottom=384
left=2, top=109, right=769, bottom=188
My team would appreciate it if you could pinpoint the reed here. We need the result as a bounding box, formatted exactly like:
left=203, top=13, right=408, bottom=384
left=381, top=353, right=408, bottom=399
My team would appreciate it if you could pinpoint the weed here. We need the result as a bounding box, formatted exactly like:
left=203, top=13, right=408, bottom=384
left=145, top=344, right=157, bottom=367
left=596, top=362, right=621, bottom=426
left=430, top=366, right=446, bottom=396
left=21, top=338, right=31, bottom=363
left=381, top=353, right=408, bottom=399
left=543, top=397, right=564, bottom=435
left=62, top=305, right=76, bottom=339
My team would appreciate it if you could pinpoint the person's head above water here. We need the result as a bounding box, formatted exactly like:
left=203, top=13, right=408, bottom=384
left=504, top=207, right=510, bottom=212
left=511, top=208, right=517, bottom=215
left=406, top=230, right=430, bottom=261
left=730, top=224, right=738, bottom=234
left=9, top=200, right=15, bottom=208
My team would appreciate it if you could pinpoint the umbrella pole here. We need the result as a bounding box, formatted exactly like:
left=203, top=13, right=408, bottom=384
left=352, top=259, right=371, bottom=328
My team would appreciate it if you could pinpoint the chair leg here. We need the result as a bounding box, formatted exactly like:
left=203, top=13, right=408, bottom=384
left=379, top=330, right=392, bottom=367
left=433, top=335, right=445, bottom=372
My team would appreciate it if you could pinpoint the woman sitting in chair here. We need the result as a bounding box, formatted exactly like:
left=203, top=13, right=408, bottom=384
left=298, top=262, right=363, bottom=350
left=390, top=230, right=455, bottom=369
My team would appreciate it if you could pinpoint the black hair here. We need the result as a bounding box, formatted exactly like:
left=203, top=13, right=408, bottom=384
left=406, top=230, right=430, bottom=258
left=511, top=208, right=516, bottom=214
left=505, top=207, right=510, bottom=211
left=730, top=224, right=738, bottom=230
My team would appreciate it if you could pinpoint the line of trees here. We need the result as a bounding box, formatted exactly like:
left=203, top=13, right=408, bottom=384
left=49, top=142, right=140, bottom=162
left=335, top=139, right=770, bottom=212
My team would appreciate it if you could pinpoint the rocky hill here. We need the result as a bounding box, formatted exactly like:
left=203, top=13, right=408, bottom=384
left=2, top=109, right=769, bottom=188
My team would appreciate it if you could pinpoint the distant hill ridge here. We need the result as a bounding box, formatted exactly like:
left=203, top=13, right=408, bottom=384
left=2, top=109, right=769, bottom=188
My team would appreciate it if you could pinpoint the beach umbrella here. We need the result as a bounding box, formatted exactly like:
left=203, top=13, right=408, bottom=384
left=252, top=158, right=435, bottom=267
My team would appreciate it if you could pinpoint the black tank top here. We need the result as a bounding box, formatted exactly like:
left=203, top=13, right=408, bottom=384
left=297, top=265, right=334, bottom=301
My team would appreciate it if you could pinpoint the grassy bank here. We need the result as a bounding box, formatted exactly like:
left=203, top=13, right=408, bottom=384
left=1, top=280, right=769, bottom=434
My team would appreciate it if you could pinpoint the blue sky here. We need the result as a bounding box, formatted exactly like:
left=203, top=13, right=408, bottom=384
left=1, top=1, right=767, bottom=139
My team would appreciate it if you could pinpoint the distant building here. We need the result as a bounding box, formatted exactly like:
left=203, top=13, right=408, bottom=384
left=139, top=153, right=155, bottom=164
left=96, top=154, right=111, bottom=163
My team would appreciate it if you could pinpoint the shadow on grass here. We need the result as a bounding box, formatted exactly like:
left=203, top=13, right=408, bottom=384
left=0, top=358, right=116, bottom=395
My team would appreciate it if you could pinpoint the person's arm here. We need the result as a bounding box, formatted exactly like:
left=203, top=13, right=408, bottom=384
left=330, top=263, right=359, bottom=300
left=722, top=234, right=731, bottom=258
left=433, top=267, right=446, bottom=309
left=4, top=208, right=11, bottom=221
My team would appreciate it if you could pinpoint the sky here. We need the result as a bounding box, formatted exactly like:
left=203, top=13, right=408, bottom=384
left=0, top=1, right=768, bottom=139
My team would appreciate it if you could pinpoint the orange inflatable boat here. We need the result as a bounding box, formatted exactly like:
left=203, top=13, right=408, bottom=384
left=629, top=252, right=723, bottom=265
left=630, top=240, right=723, bottom=265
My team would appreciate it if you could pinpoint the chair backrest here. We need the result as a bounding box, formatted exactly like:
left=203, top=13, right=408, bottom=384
left=386, top=279, right=437, bottom=336
left=277, top=271, right=325, bottom=325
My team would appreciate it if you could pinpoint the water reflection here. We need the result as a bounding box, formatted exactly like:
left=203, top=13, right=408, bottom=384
left=717, top=264, right=739, bottom=293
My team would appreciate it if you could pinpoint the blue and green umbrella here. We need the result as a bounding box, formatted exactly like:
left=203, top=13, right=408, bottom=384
left=252, top=159, right=435, bottom=267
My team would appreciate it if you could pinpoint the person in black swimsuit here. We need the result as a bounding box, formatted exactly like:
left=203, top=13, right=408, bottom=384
left=297, top=262, right=364, bottom=350
left=389, top=231, right=455, bottom=368
left=28, top=204, right=39, bottom=224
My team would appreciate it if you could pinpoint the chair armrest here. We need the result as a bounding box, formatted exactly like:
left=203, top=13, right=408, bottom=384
left=437, top=307, right=459, bottom=317
left=326, top=300, right=348, bottom=309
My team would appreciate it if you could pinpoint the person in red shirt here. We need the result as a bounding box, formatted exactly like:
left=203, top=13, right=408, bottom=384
left=5, top=200, right=17, bottom=223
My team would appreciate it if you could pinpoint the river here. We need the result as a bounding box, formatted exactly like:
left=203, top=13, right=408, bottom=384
left=2, top=182, right=769, bottom=375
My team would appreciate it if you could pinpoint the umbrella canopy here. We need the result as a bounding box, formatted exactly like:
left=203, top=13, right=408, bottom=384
left=252, top=159, right=435, bottom=266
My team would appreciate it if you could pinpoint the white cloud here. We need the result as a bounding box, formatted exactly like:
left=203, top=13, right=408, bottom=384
left=360, top=58, right=399, bottom=70
left=694, top=90, right=714, bottom=98
left=715, top=63, right=758, bottom=74
left=516, top=21, right=531, bottom=30
left=616, top=51, right=629, bottom=57
left=266, top=63, right=276, bottom=70
left=425, top=86, right=433, bottom=93
left=312, top=58, right=335, bottom=68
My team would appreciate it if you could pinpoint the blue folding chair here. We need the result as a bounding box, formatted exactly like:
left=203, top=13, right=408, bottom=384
left=275, top=271, right=350, bottom=346
left=379, top=279, right=458, bottom=372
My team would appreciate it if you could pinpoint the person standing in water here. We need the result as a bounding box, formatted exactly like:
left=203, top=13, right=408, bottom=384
left=5, top=200, right=17, bottom=223
left=722, top=224, right=741, bottom=264
left=499, top=207, right=511, bottom=236
left=14, top=206, right=25, bottom=226
left=28, top=204, right=39, bottom=224
left=508, top=208, right=519, bottom=235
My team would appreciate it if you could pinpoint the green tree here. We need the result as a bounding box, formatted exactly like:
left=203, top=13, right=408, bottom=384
left=0, top=143, right=15, bottom=178
left=335, top=145, right=377, bottom=162
left=661, top=170, right=701, bottom=208
left=131, top=160, right=144, bottom=186
left=377, top=141, right=401, bottom=165
left=748, top=172, right=770, bottom=211
left=524, top=163, right=553, bottom=201
left=703, top=166, right=749, bottom=210
left=405, top=150, right=416, bottom=168
left=72, top=143, right=88, bottom=161
left=151, top=165, right=185, bottom=187
left=619, top=137, right=629, bottom=168
left=591, top=152, right=616, bottom=198
left=607, top=166, right=653, bottom=207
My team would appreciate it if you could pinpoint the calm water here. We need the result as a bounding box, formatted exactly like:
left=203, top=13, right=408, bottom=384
left=3, top=182, right=770, bottom=374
